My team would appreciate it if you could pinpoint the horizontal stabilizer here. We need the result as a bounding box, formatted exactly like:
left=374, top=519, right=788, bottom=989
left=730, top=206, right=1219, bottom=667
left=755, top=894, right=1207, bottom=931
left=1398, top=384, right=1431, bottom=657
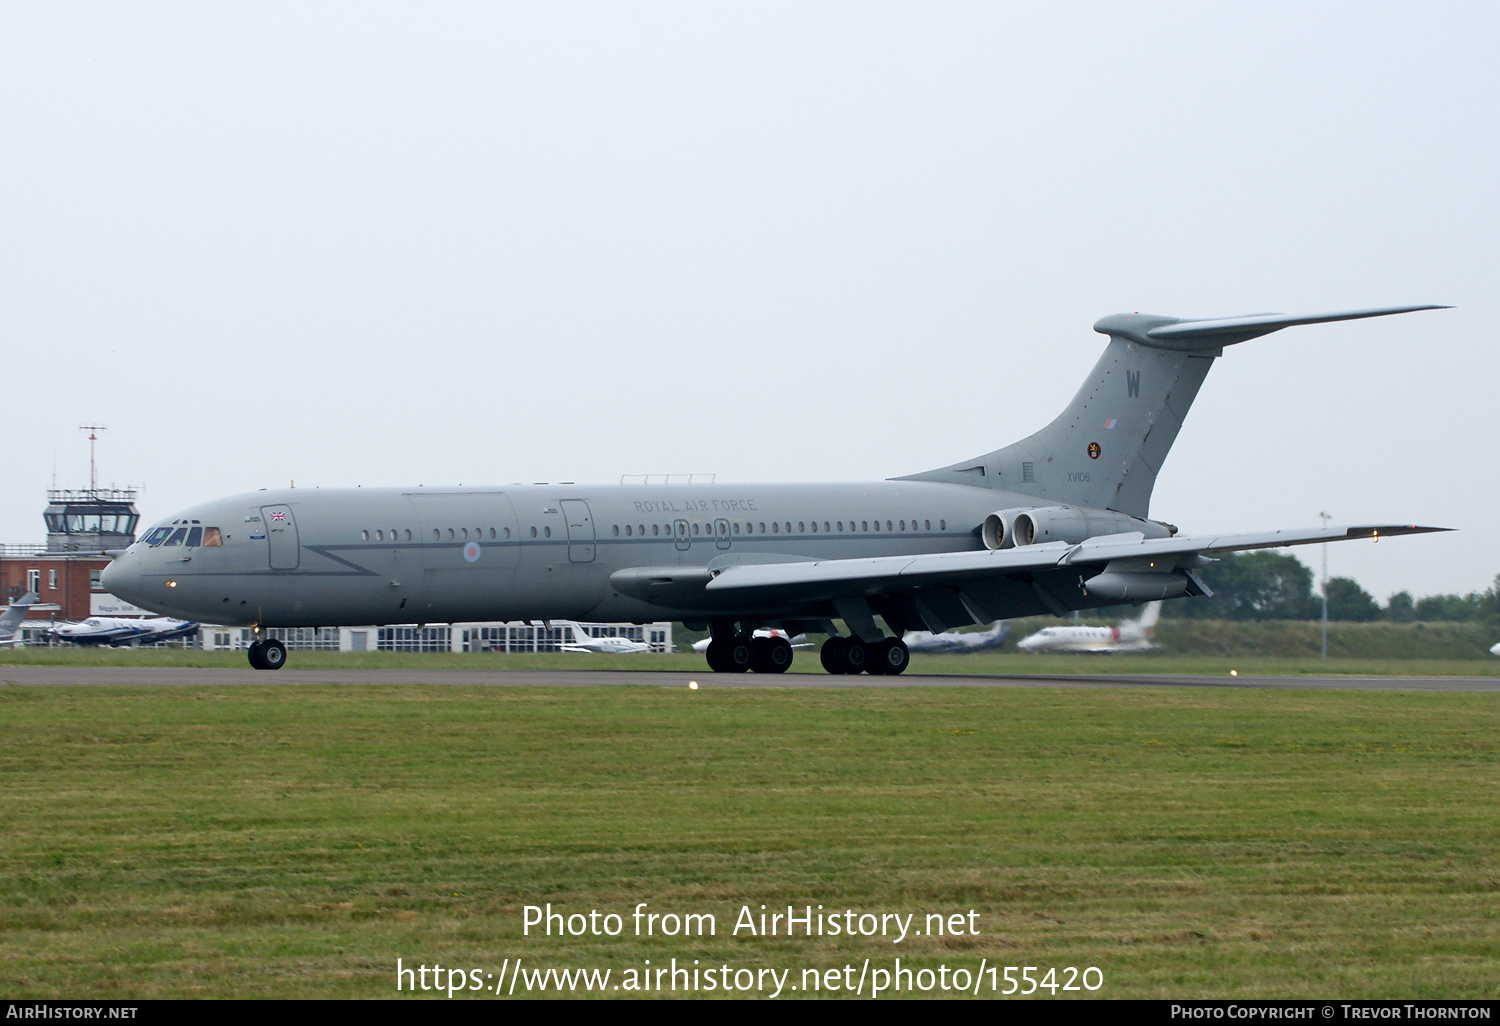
left=1097, top=305, right=1449, bottom=351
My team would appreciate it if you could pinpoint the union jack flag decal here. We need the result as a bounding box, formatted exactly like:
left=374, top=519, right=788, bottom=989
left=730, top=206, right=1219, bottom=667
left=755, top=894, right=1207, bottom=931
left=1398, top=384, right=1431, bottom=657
left=269, top=511, right=287, bottom=521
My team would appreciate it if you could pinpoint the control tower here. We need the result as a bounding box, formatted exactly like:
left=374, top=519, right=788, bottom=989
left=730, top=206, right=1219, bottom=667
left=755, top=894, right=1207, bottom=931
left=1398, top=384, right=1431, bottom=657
left=43, top=487, right=140, bottom=553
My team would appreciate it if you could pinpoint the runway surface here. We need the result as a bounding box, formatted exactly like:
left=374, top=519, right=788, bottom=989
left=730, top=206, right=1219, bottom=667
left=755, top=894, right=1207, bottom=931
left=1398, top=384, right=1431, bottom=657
left=4, top=666, right=1499, bottom=691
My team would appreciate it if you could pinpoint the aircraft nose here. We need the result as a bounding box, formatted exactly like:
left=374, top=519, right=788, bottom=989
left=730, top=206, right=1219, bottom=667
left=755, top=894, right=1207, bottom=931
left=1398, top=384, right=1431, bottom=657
left=99, top=552, right=142, bottom=603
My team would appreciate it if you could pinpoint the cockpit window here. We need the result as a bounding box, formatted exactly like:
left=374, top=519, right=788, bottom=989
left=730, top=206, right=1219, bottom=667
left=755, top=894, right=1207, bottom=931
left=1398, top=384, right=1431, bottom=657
left=143, top=527, right=173, bottom=546
left=185, top=527, right=203, bottom=547
left=162, top=528, right=189, bottom=546
left=202, top=527, right=222, bottom=547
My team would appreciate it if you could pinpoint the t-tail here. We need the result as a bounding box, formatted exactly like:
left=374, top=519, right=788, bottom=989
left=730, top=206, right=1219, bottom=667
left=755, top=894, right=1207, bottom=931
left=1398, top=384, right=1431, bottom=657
left=0, top=593, right=39, bottom=643
left=898, top=305, right=1447, bottom=519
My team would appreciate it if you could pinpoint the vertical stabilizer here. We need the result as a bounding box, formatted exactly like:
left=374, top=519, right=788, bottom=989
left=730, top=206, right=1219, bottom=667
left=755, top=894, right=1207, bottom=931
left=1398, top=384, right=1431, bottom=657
left=896, top=306, right=1446, bottom=519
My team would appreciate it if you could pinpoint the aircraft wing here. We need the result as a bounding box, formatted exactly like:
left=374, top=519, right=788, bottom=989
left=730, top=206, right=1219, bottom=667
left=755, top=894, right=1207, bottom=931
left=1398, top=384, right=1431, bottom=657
left=702, top=524, right=1447, bottom=603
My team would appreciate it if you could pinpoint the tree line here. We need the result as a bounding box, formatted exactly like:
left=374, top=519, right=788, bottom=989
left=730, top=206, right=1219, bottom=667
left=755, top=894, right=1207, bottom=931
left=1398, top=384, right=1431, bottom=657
left=1162, top=551, right=1500, bottom=624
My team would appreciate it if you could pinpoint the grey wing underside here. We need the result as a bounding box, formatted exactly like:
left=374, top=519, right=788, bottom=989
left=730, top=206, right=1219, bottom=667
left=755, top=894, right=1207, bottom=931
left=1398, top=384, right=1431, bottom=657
left=653, top=524, right=1450, bottom=633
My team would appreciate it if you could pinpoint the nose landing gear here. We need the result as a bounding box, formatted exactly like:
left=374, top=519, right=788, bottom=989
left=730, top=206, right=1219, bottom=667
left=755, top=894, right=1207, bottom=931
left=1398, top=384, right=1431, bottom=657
left=247, top=637, right=287, bottom=671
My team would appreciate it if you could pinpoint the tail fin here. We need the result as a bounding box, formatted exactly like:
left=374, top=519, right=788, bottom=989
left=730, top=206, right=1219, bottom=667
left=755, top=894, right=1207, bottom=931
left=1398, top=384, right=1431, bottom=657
left=897, top=306, right=1446, bottom=518
left=0, top=593, right=39, bottom=638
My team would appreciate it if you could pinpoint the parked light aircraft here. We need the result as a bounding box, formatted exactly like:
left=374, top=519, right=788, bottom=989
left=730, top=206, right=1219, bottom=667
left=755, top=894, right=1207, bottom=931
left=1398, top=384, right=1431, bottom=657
left=1491, top=642, right=1499, bottom=657
left=901, top=621, right=1010, bottom=655
left=0, top=594, right=40, bottom=646
left=1017, top=602, right=1161, bottom=653
left=100, top=305, right=1450, bottom=674
left=46, top=616, right=199, bottom=647
left=560, top=622, right=651, bottom=654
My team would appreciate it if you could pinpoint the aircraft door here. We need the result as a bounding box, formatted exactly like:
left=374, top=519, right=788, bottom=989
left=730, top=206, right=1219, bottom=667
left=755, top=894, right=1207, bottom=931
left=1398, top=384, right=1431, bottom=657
left=260, top=505, right=299, bottom=570
left=714, top=518, right=731, bottom=550
left=673, top=519, right=690, bottom=551
left=560, top=499, right=595, bottom=563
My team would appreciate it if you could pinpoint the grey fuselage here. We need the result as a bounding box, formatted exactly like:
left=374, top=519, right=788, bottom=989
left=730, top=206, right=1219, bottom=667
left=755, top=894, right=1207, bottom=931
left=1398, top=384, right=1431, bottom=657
left=101, top=481, right=1073, bottom=629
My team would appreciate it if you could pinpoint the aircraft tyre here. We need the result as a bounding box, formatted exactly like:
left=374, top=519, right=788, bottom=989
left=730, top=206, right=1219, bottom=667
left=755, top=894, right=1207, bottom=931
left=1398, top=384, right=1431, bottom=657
left=705, top=638, right=752, bottom=673
left=247, top=641, right=266, bottom=670
left=751, top=636, right=794, bottom=674
left=257, top=639, right=288, bottom=671
left=869, top=638, right=910, bottom=675
left=820, top=636, right=848, bottom=674
left=843, top=639, right=870, bottom=674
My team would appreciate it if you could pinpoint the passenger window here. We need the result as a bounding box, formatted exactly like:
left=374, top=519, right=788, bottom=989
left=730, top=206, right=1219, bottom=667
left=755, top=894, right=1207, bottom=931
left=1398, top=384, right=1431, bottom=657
left=759, top=522, right=766, bottom=533
left=733, top=522, right=740, bottom=534
left=376, top=530, right=384, bottom=541
left=163, top=527, right=188, bottom=546
left=447, top=529, right=455, bottom=540
left=810, top=521, right=817, bottom=533
left=785, top=522, right=791, bottom=533
left=861, top=521, right=868, bottom=532
left=925, top=519, right=931, bottom=530
left=544, top=526, right=551, bottom=538
left=202, top=527, right=223, bottom=547
left=185, top=527, right=203, bottom=547
left=638, top=525, right=645, bottom=536
left=771, top=522, right=779, bottom=533
left=361, top=530, right=370, bottom=541
left=530, top=527, right=538, bottom=538
left=899, top=520, right=905, bottom=531
left=504, top=527, right=511, bottom=539
left=886, top=521, right=893, bottom=531
left=824, top=522, right=830, bottom=533
left=406, top=529, right=413, bottom=541
left=616, top=525, right=623, bottom=536
left=432, top=529, right=440, bottom=541
left=652, top=524, right=660, bottom=536
left=836, top=521, right=843, bottom=532
left=692, top=523, right=700, bottom=535
left=461, top=528, right=468, bottom=540
left=488, top=528, right=495, bottom=539
left=940, top=520, right=946, bottom=530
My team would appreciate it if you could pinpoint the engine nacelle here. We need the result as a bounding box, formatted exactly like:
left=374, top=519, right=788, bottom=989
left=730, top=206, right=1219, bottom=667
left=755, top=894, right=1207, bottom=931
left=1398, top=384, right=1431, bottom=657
left=1006, top=505, right=1173, bottom=547
left=981, top=508, right=1035, bottom=549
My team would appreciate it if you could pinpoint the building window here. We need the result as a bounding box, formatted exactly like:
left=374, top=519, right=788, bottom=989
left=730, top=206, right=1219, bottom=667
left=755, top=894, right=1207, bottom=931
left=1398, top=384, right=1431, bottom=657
left=27, top=570, right=39, bottom=594
left=48, top=570, right=58, bottom=590
left=90, top=570, right=102, bottom=590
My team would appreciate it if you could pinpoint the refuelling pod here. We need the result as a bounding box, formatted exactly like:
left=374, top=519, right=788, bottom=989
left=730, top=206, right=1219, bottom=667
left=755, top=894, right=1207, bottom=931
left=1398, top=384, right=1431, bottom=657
left=1083, top=571, right=1191, bottom=602
left=1008, top=505, right=1174, bottom=547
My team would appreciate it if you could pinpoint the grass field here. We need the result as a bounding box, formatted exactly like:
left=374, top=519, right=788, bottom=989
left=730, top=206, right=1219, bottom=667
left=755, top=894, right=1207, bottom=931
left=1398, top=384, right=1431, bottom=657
left=2, top=644, right=1497, bottom=678
left=2, top=682, right=1497, bottom=998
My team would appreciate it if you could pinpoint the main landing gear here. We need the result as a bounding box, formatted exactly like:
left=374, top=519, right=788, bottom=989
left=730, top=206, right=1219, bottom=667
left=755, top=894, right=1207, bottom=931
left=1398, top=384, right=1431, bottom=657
left=820, top=636, right=909, bottom=675
left=702, top=627, right=794, bottom=674
left=248, top=638, right=287, bottom=671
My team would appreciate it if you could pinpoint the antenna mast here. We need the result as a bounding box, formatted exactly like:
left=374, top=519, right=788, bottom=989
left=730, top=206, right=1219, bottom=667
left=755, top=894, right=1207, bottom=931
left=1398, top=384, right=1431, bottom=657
left=79, top=424, right=107, bottom=495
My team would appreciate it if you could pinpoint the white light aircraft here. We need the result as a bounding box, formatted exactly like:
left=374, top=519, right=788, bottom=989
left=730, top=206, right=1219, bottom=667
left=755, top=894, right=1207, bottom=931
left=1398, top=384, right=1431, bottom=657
left=1017, top=602, right=1162, bottom=654
left=560, top=622, right=651, bottom=654
left=901, top=621, right=1010, bottom=655
left=1491, top=642, right=1500, bottom=657
left=47, top=616, right=200, bottom=647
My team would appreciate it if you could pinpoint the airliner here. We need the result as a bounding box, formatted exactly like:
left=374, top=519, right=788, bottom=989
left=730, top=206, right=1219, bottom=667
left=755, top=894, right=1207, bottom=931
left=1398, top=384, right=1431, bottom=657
left=1016, top=601, right=1161, bottom=654
left=100, top=306, right=1450, bottom=674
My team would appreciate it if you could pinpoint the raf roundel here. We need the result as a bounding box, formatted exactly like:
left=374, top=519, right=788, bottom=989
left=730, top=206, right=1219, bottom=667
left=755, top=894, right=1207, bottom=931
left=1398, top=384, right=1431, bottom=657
left=1087, top=441, right=1102, bottom=460
left=463, top=542, right=482, bottom=563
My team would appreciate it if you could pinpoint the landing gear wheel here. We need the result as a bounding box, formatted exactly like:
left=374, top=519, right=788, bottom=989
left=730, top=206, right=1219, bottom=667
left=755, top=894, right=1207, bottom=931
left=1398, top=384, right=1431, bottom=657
left=843, top=639, right=870, bottom=674
left=247, top=640, right=266, bottom=670
left=869, top=638, right=910, bottom=675
left=750, top=636, right=794, bottom=674
left=820, top=636, right=848, bottom=674
left=705, top=638, right=751, bottom=673
left=257, top=638, right=287, bottom=671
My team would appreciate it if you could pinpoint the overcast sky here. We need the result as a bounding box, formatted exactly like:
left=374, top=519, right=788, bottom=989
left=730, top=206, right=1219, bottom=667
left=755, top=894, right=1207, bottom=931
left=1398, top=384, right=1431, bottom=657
left=2, top=2, right=1495, bottom=600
